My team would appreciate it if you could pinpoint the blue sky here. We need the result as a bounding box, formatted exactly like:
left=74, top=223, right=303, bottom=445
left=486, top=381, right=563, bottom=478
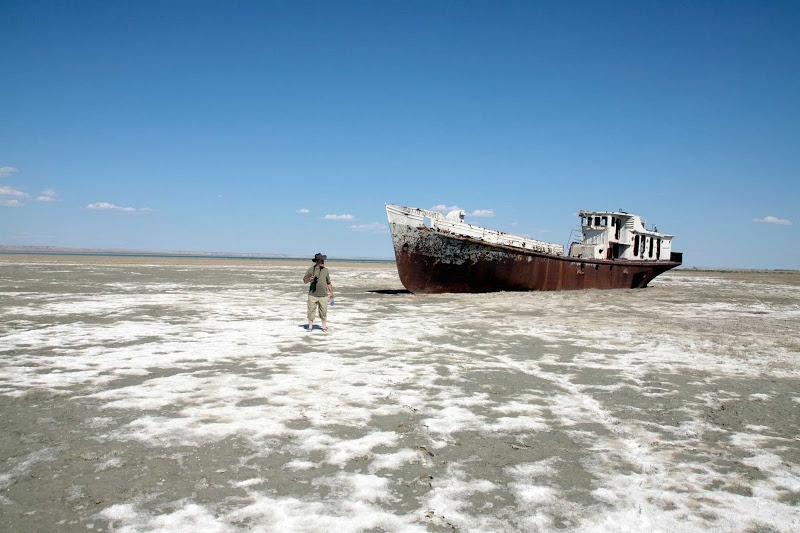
left=1, top=1, right=797, bottom=269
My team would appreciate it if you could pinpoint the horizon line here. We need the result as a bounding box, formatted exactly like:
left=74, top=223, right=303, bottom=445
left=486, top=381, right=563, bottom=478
left=2, top=245, right=797, bottom=272
left=0, top=245, right=395, bottom=262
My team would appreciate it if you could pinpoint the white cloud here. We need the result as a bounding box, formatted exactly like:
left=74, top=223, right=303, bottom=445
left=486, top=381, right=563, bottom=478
left=87, top=202, right=152, bottom=214
left=431, top=204, right=462, bottom=214
left=753, top=216, right=791, bottom=226
left=296, top=208, right=310, bottom=214
left=0, top=185, right=28, bottom=198
left=348, top=222, right=387, bottom=233
left=0, top=166, right=19, bottom=179
left=1, top=170, right=28, bottom=206
left=324, top=214, right=355, bottom=221
left=88, top=202, right=133, bottom=212
left=469, top=209, right=495, bottom=218
left=36, top=189, right=58, bottom=202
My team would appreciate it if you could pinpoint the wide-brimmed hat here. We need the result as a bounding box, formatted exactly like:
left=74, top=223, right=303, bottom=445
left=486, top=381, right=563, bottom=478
left=312, top=253, right=327, bottom=262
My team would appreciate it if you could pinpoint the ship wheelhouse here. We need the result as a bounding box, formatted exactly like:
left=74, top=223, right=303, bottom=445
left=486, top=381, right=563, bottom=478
left=568, top=210, right=675, bottom=262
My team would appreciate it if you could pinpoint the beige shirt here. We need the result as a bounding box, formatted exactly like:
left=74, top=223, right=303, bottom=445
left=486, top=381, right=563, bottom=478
left=304, top=265, right=331, bottom=297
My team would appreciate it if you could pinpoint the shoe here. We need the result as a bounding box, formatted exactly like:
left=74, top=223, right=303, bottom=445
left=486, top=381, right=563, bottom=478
left=322, top=327, right=328, bottom=332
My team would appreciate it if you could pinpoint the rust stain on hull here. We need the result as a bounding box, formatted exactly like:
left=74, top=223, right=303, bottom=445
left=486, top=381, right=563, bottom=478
left=390, top=223, right=681, bottom=294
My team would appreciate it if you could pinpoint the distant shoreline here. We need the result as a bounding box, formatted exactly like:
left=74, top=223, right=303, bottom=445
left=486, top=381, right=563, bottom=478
left=1, top=246, right=796, bottom=272
left=0, top=246, right=394, bottom=263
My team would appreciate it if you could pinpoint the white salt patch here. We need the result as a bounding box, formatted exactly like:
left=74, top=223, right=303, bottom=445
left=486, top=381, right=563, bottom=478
left=505, top=458, right=561, bottom=479
left=423, top=475, right=499, bottom=531
left=486, top=416, right=548, bottom=433
left=230, top=478, right=263, bottom=488
left=100, top=482, right=429, bottom=532
left=95, top=457, right=124, bottom=471
left=98, top=503, right=140, bottom=522
left=733, top=432, right=800, bottom=493
left=493, top=400, right=546, bottom=416
left=145, top=503, right=229, bottom=533
left=86, top=417, right=113, bottom=428
left=591, top=487, right=619, bottom=504
left=326, top=432, right=398, bottom=467
left=227, top=493, right=428, bottom=533
left=283, top=460, right=316, bottom=471
left=0, top=446, right=64, bottom=489
left=336, top=472, right=393, bottom=503
left=422, top=405, right=485, bottom=434
left=369, top=448, right=426, bottom=472
left=508, top=483, right=557, bottom=505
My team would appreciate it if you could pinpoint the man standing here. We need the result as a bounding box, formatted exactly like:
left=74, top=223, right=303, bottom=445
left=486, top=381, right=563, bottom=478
left=303, top=252, right=334, bottom=332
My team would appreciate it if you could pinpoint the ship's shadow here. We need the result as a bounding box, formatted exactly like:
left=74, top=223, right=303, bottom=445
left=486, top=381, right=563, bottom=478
left=367, top=289, right=411, bottom=295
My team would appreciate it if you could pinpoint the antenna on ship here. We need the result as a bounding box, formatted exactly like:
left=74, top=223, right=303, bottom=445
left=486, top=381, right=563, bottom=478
left=567, top=228, right=580, bottom=244
left=566, top=215, right=582, bottom=253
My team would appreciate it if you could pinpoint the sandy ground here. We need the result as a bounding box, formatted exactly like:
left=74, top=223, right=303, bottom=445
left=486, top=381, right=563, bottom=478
left=0, top=255, right=798, bottom=532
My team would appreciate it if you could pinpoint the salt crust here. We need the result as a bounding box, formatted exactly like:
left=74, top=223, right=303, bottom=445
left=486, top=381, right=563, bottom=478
left=1, top=263, right=798, bottom=532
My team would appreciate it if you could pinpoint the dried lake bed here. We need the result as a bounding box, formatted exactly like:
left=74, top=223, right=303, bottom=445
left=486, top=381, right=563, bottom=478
left=0, top=255, right=798, bottom=532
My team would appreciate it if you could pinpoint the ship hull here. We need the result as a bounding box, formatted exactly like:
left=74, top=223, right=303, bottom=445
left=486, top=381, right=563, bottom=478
left=390, top=223, right=681, bottom=293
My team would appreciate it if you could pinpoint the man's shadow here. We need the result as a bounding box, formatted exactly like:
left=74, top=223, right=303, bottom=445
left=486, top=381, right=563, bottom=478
left=367, top=289, right=411, bottom=295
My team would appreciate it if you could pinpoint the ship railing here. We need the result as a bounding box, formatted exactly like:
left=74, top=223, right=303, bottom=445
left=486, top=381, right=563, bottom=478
left=386, top=204, right=565, bottom=256
left=433, top=219, right=564, bottom=256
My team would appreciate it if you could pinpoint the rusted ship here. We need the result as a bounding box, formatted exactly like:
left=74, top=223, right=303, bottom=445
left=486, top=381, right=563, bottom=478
left=386, top=203, right=682, bottom=293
